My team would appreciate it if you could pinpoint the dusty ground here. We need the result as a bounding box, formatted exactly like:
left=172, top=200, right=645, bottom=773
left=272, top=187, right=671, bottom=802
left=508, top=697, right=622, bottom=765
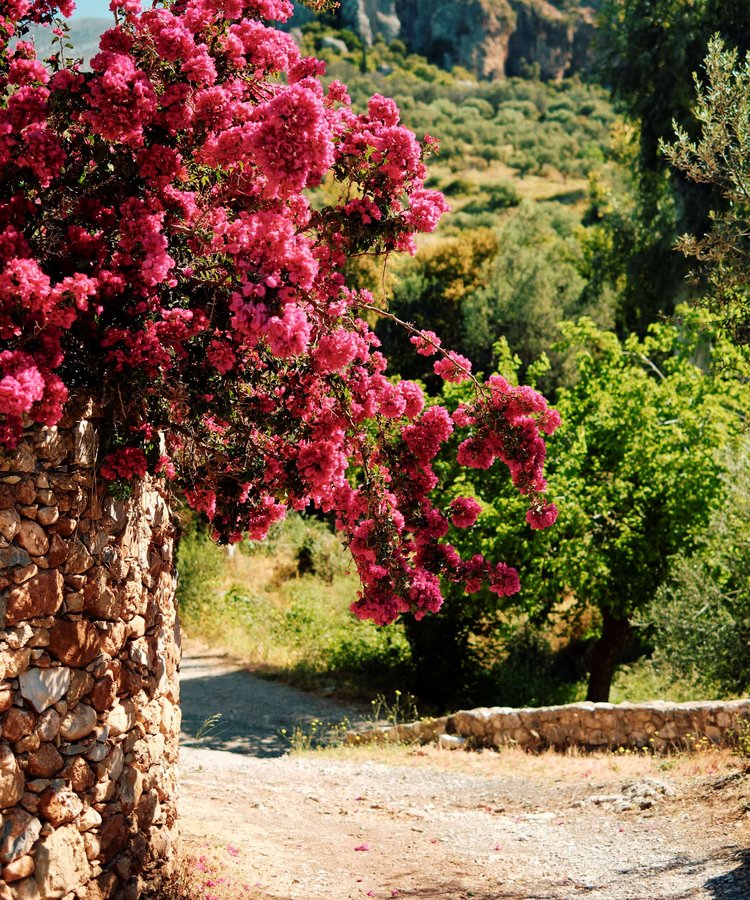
left=178, top=644, right=750, bottom=900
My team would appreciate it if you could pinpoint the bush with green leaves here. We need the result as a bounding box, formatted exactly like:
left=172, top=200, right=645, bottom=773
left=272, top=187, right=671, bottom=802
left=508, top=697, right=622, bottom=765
left=648, top=435, right=750, bottom=695
left=462, top=201, right=598, bottom=372
left=175, top=515, right=227, bottom=620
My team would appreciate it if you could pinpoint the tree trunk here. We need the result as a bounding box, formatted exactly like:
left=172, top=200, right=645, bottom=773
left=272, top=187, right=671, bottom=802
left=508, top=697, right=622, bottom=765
left=0, top=397, right=180, bottom=900
left=586, top=609, right=631, bottom=703
left=403, top=609, right=473, bottom=711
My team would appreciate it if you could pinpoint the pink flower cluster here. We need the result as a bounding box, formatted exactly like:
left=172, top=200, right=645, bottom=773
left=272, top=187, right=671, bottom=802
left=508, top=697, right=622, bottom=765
left=0, top=0, right=559, bottom=625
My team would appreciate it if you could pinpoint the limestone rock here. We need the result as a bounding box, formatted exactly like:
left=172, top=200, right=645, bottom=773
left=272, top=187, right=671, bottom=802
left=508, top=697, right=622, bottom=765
left=73, top=421, right=98, bottom=468
left=16, top=520, right=49, bottom=557
left=64, top=541, right=93, bottom=576
left=0, top=743, right=24, bottom=809
left=6, top=570, right=64, bottom=626
left=89, top=674, right=117, bottom=713
left=60, top=758, right=95, bottom=793
left=48, top=619, right=101, bottom=668
left=66, top=671, right=94, bottom=709
left=19, top=667, right=71, bottom=713
left=36, top=507, right=59, bottom=527
left=0, top=809, right=41, bottom=864
left=34, top=824, right=90, bottom=899
left=60, top=705, right=97, bottom=742
left=10, top=564, right=39, bottom=585
left=35, top=709, right=61, bottom=743
left=97, top=745, right=124, bottom=783
left=0, top=648, right=32, bottom=680
left=82, top=833, right=100, bottom=863
left=55, top=518, right=76, bottom=538
left=76, top=808, right=101, bottom=833
left=47, top=534, right=68, bottom=568
left=339, top=0, right=400, bottom=44
left=38, top=785, right=83, bottom=826
left=106, top=701, right=135, bottom=738
left=27, top=744, right=64, bottom=779
left=118, top=768, right=143, bottom=816
left=82, top=575, right=120, bottom=620
left=311, top=0, right=595, bottom=81
left=12, top=876, right=40, bottom=900
left=0, top=545, right=31, bottom=569
left=0, top=508, right=21, bottom=541
left=14, top=733, right=41, bottom=754
left=2, top=708, right=35, bottom=743
left=2, top=853, right=35, bottom=882
left=97, top=620, right=128, bottom=657
left=98, top=815, right=127, bottom=864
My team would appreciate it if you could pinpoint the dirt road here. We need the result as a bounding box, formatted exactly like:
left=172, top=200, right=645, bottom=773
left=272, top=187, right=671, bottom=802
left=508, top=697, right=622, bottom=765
left=178, top=645, right=750, bottom=899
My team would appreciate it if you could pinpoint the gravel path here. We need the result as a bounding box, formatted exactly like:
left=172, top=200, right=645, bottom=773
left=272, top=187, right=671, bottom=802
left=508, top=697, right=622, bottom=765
left=178, top=644, right=750, bottom=899
left=180, top=645, right=367, bottom=757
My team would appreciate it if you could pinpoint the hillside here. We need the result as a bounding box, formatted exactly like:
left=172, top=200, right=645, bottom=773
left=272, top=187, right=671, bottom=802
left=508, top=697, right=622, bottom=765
left=289, top=0, right=599, bottom=80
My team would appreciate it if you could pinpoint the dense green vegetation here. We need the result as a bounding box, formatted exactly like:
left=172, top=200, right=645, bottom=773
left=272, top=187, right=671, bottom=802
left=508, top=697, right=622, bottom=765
left=178, top=10, right=750, bottom=714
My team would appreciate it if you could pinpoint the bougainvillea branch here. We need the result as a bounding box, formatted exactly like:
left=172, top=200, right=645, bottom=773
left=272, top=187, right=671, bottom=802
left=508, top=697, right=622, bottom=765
left=0, top=0, right=559, bottom=625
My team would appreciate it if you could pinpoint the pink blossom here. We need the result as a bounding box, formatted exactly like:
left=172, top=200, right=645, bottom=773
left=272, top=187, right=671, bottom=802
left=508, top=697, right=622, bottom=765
left=313, top=329, right=361, bottom=374
left=526, top=503, right=559, bottom=530
left=100, top=448, right=149, bottom=481
left=434, top=351, right=472, bottom=384
left=404, top=188, right=450, bottom=233
left=410, top=330, right=441, bottom=356
left=449, top=497, right=482, bottom=528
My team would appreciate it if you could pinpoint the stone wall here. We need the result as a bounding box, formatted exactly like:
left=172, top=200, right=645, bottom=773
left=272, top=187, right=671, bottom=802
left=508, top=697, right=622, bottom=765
left=0, top=398, right=180, bottom=900
left=353, top=699, right=750, bottom=752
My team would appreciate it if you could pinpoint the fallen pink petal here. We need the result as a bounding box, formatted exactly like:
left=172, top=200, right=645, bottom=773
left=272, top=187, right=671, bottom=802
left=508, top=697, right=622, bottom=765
left=355, top=843, right=371, bottom=851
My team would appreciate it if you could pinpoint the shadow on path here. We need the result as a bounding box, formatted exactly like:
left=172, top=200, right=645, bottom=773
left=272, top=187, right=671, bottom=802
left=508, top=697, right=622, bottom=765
left=705, top=849, right=750, bottom=899
left=179, top=649, right=367, bottom=757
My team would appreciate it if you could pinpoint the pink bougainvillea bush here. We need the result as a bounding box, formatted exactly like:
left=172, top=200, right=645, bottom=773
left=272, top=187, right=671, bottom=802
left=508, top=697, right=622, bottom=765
left=0, top=0, right=559, bottom=626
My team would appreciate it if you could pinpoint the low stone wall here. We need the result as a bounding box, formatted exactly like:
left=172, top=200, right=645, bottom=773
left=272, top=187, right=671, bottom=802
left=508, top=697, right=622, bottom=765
left=0, top=399, right=180, bottom=900
left=352, top=699, right=750, bottom=752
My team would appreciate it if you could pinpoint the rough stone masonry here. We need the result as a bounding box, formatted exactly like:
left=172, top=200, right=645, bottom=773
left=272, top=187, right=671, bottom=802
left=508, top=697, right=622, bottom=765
left=353, top=698, right=750, bottom=752
left=0, top=398, right=180, bottom=900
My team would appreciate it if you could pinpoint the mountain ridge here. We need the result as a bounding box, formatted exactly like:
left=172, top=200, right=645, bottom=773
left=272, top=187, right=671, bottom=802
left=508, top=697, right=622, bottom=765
left=290, top=0, right=598, bottom=80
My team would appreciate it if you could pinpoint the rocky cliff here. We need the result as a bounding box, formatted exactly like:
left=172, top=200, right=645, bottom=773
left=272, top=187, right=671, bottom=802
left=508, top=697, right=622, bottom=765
left=291, top=0, right=596, bottom=81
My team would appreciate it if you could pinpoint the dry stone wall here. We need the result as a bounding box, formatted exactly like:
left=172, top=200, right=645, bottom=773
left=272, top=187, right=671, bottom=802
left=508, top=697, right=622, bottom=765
left=0, top=398, right=180, bottom=900
left=355, top=699, right=750, bottom=752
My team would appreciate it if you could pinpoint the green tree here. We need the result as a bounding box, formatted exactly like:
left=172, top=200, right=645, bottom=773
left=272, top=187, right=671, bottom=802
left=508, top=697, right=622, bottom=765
left=664, top=37, right=750, bottom=345
left=597, top=0, right=750, bottom=169
left=595, top=0, right=750, bottom=333
left=407, top=312, right=749, bottom=705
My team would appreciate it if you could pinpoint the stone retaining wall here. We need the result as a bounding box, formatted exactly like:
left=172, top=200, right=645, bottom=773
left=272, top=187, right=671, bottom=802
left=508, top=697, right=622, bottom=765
left=352, top=699, right=750, bottom=752
left=0, top=399, right=180, bottom=899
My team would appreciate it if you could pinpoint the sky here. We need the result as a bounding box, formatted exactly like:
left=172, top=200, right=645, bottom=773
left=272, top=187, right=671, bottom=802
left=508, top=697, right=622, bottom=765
left=70, top=0, right=112, bottom=17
